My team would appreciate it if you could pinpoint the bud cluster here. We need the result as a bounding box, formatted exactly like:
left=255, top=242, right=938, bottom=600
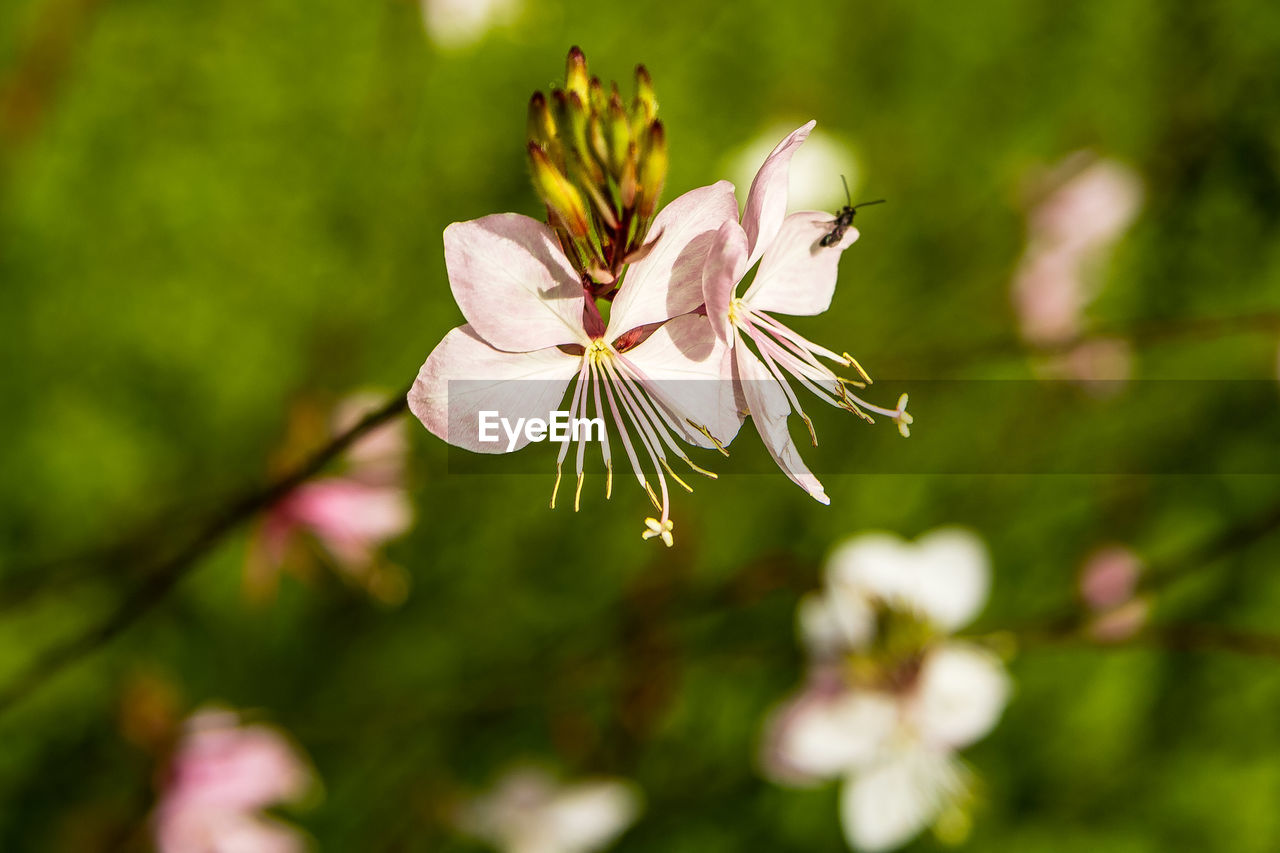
left=527, top=46, right=668, bottom=295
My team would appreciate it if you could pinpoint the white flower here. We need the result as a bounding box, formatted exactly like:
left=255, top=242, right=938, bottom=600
left=420, top=0, right=520, bottom=49
left=724, top=122, right=862, bottom=213
left=460, top=767, right=642, bottom=853
left=764, top=528, right=1010, bottom=852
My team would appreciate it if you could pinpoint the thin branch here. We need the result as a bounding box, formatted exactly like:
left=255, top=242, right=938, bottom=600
left=1015, top=623, right=1280, bottom=662
left=893, top=311, right=1280, bottom=374
left=0, top=386, right=411, bottom=717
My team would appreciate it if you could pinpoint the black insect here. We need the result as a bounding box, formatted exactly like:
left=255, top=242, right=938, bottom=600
left=820, top=177, right=884, bottom=247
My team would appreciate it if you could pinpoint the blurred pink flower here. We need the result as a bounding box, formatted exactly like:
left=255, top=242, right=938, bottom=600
left=248, top=394, right=412, bottom=602
left=1079, top=545, right=1142, bottom=610
left=459, top=767, right=641, bottom=853
left=408, top=194, right=743, bottom=547
left=1079, top=545, right=1149, bottom=642
left=702, top=121, right=910, bottom=504
left=1012, top=153, right=1143, bottom=384
left=763, top=529, right=1009, bottom=852
left=153, top=708, right=314, bottom=853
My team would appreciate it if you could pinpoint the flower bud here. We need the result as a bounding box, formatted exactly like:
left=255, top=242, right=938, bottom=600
left=528, top=143, right=590, bottom=239
left=565, top=46, right=590, bottom=101
left=526, top=48, right=670, bottom=290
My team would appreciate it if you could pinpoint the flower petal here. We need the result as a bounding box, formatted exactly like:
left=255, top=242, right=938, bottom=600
left=735, top=344, right=829, bottom=504
left=546, top=781, right=642, bottom=852
left=606, top=181, right=738, bottom=337
left=765, top=689, right=898, bottom=784
left=798, top=585, right=875, bottom=656
left=702, top=220, right=750, bottom=343
left=825, top=528, right=990, bottom=632
left=902, top=528, right=991, bottom=631
left=408, top=324, right=579, bottom=452
left=741, top=121, right=815, bottom=267
left=840, top=747, right=961, bottom=853
left=445, top=213, right=588, bottom=352
left=910, top=642, right=1010, bottom=750
left=622, top=313, right=743, bottom=449
left=743, top=212, right=858, bottom=316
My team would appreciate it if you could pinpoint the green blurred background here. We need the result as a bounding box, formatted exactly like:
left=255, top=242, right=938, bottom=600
left=2, top=0, right=1280, bottom=849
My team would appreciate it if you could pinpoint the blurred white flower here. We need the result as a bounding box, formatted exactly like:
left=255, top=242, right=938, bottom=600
left=459, top=768, right=641, bottom=853
left=724, top=122, right=861, bottom=214
left=1079, top=545, right=1149, bottom=642
left=153, top=708, right=315, bottom=853
left=1012, top=152, right=1143, bottom=384
left=764, top=529, right=1010, bottom=852
left=420, top=0, right=520, bottom=49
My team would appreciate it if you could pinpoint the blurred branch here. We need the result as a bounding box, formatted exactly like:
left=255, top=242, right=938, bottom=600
left=0, top=0, right=103, bottom=157
left=1018, top=623, right=1280, bottom=662
left=0, top=387, right=410, bottom=718
left=895, top=310, right=1280, bottom=374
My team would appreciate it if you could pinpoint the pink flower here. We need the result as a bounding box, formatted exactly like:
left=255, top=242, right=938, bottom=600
left=153, top=709, right=314, bottom=853
left=1079, top=544, right=1149, bottom=642
left=409, top=186, right=743, bottom=546
left=248, top=395, right=412, bottom=602
left=1012, top=153, right=1143, bottom=385
left=701, top=122, right=910, bottom=504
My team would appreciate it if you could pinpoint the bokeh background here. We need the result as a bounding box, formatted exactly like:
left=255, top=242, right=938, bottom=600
left=2, top=0, right=1280, bottom=850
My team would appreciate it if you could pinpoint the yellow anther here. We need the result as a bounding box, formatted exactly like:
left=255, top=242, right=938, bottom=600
left=643, top=480, right=661, bottom=510
left=659, top=458, right=693, bottom=493
left=842, top=353, right=873, bottom=384
left=642, top=517, right=674, bottom=547
left=687, top=420, right=730, bottom=457
left=550, top=464, right=563, bottom=509
left=574, top=471, right=585, bottom=511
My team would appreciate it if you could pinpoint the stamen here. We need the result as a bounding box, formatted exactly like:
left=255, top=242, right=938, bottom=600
left=659, top=458, right=694, bottom=493
left=574, top=471, right=586, bottom=511
left=550, top=464, right=563, bottom=509
left=842, top=353, right=873, bottom=384
left=741, top=320, right=818, bottom=446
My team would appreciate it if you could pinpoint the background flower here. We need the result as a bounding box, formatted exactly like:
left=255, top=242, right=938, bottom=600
left=458, top=767, right=641, bottom=853
left=152, top=708, right=315, bottom=853
left=766, top=529, right=1010, bottom=851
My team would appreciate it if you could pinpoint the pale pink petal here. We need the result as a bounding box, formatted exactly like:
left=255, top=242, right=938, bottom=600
left=408, top=324, right=580, bottom=452
left=159, top=809, right=306, bottom=853
left=205, top=814, right=307, bottom=853
left=622, top=313, right=743, bottom=449
left=286, top=479, right=412, bottom=569
left=1011, top=247, right=1084, bottom=345
left=444, top=213, right=588, bottom=352
left=545, top=782, right=641, bottom=852
left=701, top=220, right=750, bottom=343
left=764, top=688, right=898, bottom=784
left=1087, top=598, right=1149, bottom=642
left=840, top=746, right=962, bottom=853
left=165, top=714, right=311, bottom=812
left=606, top=181, right=739, bottom=337
left=741, top=121, right=815, bottom=267
left=735, top=344, right=828, bottom=503
left=332, top=393, right=409, bottom=487
left=910, top=643, right=1010, bottom=751
left=743, top=212, right=858, bottom=316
